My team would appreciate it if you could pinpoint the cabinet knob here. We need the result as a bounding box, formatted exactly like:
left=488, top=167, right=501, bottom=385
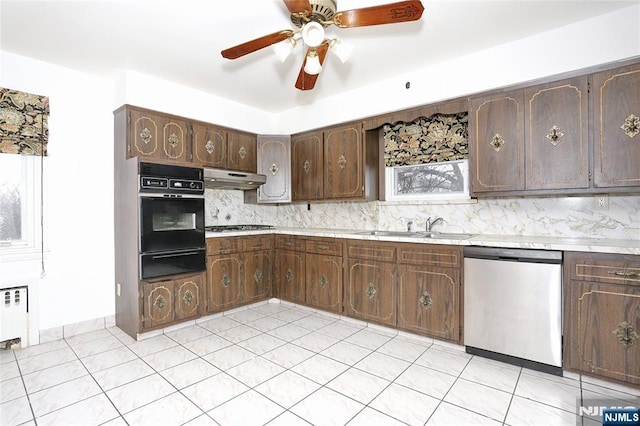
left=613, top=321, right=639, bottom=349
left=608, top=270, right=639, bottom=278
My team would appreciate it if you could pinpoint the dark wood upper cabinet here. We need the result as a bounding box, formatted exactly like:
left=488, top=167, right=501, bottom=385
left=127, top=107, right=190, bottom=163
left=228, top=130, right=257, bottom=173
left=324, top=122, right=364, bottom=199
left=192, top=122, right=227, bottom=168
left=469, top=91, right=525, bottom=193
left=291, top=130, right=324, bottom=201
left=592, top=63, right=640, bottom=189
left=525, top=76, right=589, bottom=190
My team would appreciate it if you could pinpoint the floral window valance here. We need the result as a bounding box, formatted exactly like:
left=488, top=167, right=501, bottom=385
left=383, top=112, right=468, bottom=167
left=0, top=87, right=49, bottom=156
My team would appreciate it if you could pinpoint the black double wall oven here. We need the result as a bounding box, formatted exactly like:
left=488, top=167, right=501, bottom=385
left=138, top=162, right=206, bottom=279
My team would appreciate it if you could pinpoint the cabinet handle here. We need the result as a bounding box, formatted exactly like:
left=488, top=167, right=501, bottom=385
left=546, top=125, right=564, bottom=146
left=303, top=160, right=311, bottom=174
left=239, top=146, right=247, bottom=159
left=254, top=269, right=263, bottom=284
left=182, top=290, right=195, bottom=306
left=153, top=294, right=167, bottom=310
left=316, top=245, right=330, bottom=251
left=613, top=321, right=639, bottom=349
left=251, top=243, right=263, bottom=248
left=621, top=114, right=640, bottom=138
left=338, top=155, right=347, bottom=170
left=221, top=274, right=231, bottom=288
left=270, top=163, right=279, bottom=175
left=283, top=242, right=294, bottom=247
left=366, top=282, right=376, bottom=299
left=219, top=245, right=230, bottom=251
left=490, top=133, right=505, bottom=152
left=420, top=291, right=432, bottom=309
left=319, top=274, right=328, bottom=289
left=608, top=270, right=639, bottom=278
left=285, top=268, right=292, bottom=282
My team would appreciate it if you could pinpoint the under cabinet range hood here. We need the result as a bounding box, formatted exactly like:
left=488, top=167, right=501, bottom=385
left=203, top=168, right=267, bottom=190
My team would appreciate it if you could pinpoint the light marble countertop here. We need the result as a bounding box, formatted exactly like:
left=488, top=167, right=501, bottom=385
left=205, top=227, right=640, bottom=255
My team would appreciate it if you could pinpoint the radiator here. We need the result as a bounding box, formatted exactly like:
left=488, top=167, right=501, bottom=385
left=1, top=287, right=28, bottom=348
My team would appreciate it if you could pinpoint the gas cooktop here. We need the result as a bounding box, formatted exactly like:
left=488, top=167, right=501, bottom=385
left=205, top=225, right=274, bottom=232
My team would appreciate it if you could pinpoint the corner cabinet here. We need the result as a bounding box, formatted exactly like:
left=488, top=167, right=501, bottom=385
left=246, top=135, right=291, bottom=204
left=291, top=121, right=378, bottom=202
left=469, top=76, right=589, bottom=195
left=592, top=63, right=640, bottom=189
left=564, top=252, right=640, bottom=386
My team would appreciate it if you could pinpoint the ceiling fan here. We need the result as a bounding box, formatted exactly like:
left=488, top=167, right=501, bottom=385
left=221, top=0, right=425, bottom=91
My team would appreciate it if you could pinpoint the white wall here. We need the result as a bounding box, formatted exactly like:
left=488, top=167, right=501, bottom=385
left=0, top=52, right=115, bottom=331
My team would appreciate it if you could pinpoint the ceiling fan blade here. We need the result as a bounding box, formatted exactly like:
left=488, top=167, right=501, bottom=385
left=221, top=30, right=294, bottom=59
left=332, top=0, right=424, bottom=28
left=283, top=0, right=312, bottom=15
left=295, top=42, right=330, bottom=91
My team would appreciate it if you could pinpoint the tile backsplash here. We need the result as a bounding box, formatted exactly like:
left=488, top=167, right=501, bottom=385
left=205, top=189, right=639, bottom=240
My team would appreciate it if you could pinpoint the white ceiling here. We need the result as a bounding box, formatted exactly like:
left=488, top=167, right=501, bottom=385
left=1, top=0, right=637, bottom=113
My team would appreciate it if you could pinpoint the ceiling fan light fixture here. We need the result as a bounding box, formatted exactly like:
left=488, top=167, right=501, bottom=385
left=272, top=37, right=297, bottom=62
left=330, top=38, right=353, bottom=63
left=304, top=50, right=322, bottom=75
left=301, top=21, right=325, bottom=48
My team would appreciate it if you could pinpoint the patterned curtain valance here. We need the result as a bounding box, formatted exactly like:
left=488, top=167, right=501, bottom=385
left=0, top=87, right=49, bottom=156
left=383, top=112, right=468, bottom=167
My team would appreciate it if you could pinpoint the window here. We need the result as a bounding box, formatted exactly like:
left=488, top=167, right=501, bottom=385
left=0, top=154, right=42, bottom=253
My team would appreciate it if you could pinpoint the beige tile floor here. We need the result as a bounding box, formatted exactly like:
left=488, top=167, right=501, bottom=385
left=1, top=302, right=638, bottom=425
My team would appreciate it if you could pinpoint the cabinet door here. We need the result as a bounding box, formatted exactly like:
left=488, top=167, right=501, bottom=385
left=291, top=131, right=323, bottom=201
left=129, top=109, right=189, bottom=163
left=306, top=254, right=342, bottom=313
left=142, top=280, right=175, bottom=329
left=525, top=77, right=589, bottom=190
left=228, top=130, right=257, bottom=173
left=345, top=260, right=396, bottom=326
left=469, top=91, right=525, bottom=193
left=174, top=273, right=204, bottom=321
left=276, top=249, right=306, bottom=304
left=397, top=265, right=460, bottom=342
left=256, top=135, right=291, bottom=203
left=324, top=122, right=364, bottom=199
left=244, top=250, right=273, bottom=303
left=206, top=253, right=243, bottom=312
left=592, top=63, right=640, bottom=188
left=192, top=122, right=227, bottom=168
left=566, top=281, right=640, bottom=385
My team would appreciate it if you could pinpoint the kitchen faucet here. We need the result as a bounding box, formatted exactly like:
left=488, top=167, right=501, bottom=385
left=426, top=216, right=444, bottom=232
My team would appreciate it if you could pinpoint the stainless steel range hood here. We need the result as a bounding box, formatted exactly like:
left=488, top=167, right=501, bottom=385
left=203, top=168, right=267, bottom=190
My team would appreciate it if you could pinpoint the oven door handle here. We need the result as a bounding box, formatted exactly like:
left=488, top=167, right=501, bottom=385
left=151, top=251, right=200, bottom=259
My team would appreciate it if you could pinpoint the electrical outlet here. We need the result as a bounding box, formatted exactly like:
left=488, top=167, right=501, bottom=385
left=594, top=195, right=609, bottom=210
left=116, top=283, right=121, bottom=297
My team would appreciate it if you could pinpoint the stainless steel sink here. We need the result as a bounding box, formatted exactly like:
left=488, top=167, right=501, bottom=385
left=419, top=232, right=476, bottom=240
left=356, top=230, right=475, bottom=240
left=356, top=230, right=423, bottom=237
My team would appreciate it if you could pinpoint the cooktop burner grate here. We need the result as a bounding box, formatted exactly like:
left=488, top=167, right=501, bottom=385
left=205, top=225, right=274, bottom=232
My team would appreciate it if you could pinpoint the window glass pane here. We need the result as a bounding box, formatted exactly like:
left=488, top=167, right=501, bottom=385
left=0, top=155, right=23, bottom=242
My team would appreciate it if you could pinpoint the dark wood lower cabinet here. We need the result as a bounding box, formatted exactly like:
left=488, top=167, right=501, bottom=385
left=564, top=252, right=640, bottom=386
left=244, top=250, right=273, bottom=303
left=275, top=235, right=306, bottom=304
left=141, top=272, right=205, bottom=330
left=206, top=253, right=243, bottom=313
left=306, top=254, right=342, bottom=313
left=346, top=260, right=396, bottom=326
left=397, top=265, right=460, bottom=342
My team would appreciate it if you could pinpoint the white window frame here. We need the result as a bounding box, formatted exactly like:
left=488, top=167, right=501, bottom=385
left=0, top=155, right=44, bottom=260
left=385, top=159, right=470, bottom=202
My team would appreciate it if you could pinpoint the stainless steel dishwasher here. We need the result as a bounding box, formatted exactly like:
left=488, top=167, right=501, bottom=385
left=463, top=246, right=563, bottom=375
